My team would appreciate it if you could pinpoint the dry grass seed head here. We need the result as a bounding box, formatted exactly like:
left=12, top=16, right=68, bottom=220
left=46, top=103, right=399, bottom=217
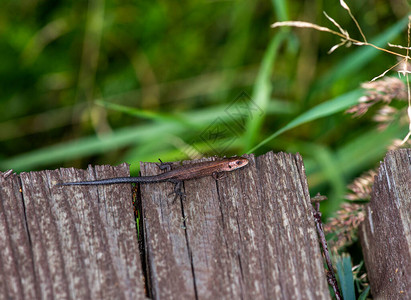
left=325, top=202, right=365, bottom=251
left=345, top=169, right=377, bottom=201
left=346, top=77, right=407, bottom=117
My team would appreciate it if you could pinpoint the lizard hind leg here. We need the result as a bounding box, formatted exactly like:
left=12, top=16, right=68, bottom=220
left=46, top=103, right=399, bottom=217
left=168, top=181, right=185, bottom=203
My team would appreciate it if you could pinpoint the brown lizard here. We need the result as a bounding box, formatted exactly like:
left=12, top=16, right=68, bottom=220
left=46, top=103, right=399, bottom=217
left=58, top=157, right=249, bottom=198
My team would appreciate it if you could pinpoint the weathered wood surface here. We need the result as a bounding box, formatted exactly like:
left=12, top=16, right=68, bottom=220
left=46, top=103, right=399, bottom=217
left=0, top=151, right=331, bottom=299
left=360, top=149, right=411, bottom=299
left=0, top=164, right=145, bottom=300
left=141, top=152, right=330, bottom=299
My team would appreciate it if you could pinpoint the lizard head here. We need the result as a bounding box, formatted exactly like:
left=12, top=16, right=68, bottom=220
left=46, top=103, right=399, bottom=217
left=221, top=157, right=249, bottom=171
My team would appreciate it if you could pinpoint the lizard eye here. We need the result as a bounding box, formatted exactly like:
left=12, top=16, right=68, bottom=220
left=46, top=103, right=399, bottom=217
left=236, top=161, right=242, bottom=165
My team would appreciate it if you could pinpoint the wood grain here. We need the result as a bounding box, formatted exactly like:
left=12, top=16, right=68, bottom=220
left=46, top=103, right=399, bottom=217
left=0, top=164, right=145, bottom=300
left=140, top=151, right=330, bottom=300
left=360, top=149, right=411, bottom=299
left=0, top=152, right=332, bottom=299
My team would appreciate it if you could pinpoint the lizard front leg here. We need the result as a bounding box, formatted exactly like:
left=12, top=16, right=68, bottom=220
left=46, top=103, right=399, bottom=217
left=212, top=171, right=226, bottom=180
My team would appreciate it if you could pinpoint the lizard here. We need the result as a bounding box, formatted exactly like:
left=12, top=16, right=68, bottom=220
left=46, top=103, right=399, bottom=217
left=58, top=156, right=249, bottom=199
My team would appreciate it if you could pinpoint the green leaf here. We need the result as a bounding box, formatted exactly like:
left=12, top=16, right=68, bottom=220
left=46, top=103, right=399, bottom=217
left=1, top=123, right=172, bottom=171
left=336, top=120, right=404, bottom=174
left=2, top=100, right=294, bottom=171
left=246, top=88, right=363, bottom=153
left=298, top=143, right=346, bottom=212
left=243, top=32, right=288, bottom=150
left=358, top=286, right=371, bottom=300
left=96, top=100, right=196, bottom=127
left=336, top=254, right=356, bottom=300
left=271, top=0, right=289, bottom=22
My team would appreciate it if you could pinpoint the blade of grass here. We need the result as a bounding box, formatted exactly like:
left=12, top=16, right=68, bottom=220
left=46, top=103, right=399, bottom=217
left=220, top=1, right=256, bottom=72
left=305, top=120, right=404, bottom=187
left=243, top=32, right=289, bottom=151
left=2, top=99, right=294, bottom=171
left=96, top=100, right=196, bottom=128
left=336, top=121, right=404, bottom=173
left=246, top=88, right=363, bottom=153
left=98, top=98, right=294, bottom=125
left=2, top=123, right=171, bottom=171
left=358, top=286, right=370, bottom=300
left=271, top=0, right=288, bottom=22
left=303, top=121, right=405, bottom=215
left=335, top=254, right=356, bottom=300
left=298, top=143, right=346, bottom=212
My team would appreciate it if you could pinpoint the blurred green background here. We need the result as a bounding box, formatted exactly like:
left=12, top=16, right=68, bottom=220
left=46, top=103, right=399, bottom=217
left=0, top=0, right=409, bottom=215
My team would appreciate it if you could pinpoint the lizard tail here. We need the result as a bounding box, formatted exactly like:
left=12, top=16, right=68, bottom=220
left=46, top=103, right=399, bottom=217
left=57, top=176, right=155, bottom=186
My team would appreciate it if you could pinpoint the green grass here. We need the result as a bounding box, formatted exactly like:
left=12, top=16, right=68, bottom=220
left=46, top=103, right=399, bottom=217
left=1, top=4, right=410, bottom=297
left=0, top=0, right=409, bottom=220
left=336, top=254, right=356, bottom=300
